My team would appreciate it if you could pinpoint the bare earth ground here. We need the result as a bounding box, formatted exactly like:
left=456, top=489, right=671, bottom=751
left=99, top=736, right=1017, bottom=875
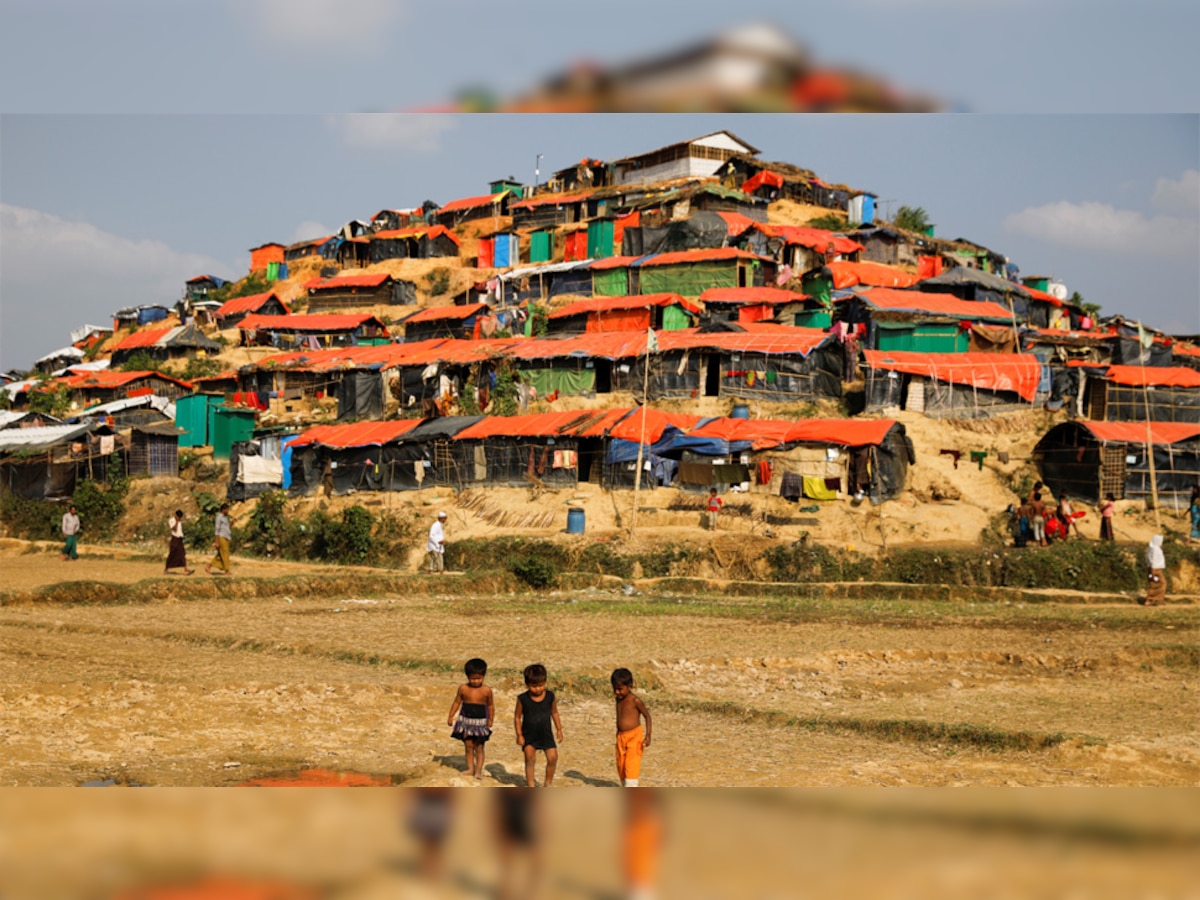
left=1, top=543, right=1196, bottom=791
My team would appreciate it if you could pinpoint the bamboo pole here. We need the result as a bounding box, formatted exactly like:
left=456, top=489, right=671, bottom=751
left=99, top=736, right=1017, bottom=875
left=1138, top=323, right=1162, bottom=530
left=629, top=336, right=653, bottom=538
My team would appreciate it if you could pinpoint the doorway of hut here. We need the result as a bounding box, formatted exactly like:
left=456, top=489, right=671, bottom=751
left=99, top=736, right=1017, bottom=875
left=704, top=354, right=721, bottom=397
left=594, top=360, right=612, bottom=394
left=577, top=438, right=603, bottom=484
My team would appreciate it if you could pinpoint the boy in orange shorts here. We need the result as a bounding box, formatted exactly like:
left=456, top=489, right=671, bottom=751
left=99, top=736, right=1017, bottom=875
left=611, top=667, right=652, bottom=787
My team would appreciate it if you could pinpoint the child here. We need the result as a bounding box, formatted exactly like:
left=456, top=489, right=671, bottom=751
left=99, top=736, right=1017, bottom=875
left=1029, top=491, right=1048, bottom=547
left=447, top=658, right=494, bottom=779
left=706, top=488, right=723, bottom=531
left=1099, top=493, right=1116, bottom=542
left=514, top=663, right=563, bottom=787
left=611, top=668, right=652, bottom=787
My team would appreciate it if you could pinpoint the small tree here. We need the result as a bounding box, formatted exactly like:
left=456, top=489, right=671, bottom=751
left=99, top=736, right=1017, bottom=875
left=1070, top=291, right=1102, bottom=318
left=529, top=304, right=549, bottom=337
left=26, top=379, right=72, bottom=418
left=894, top=205, right=932, bottom=233
left=119, top=350, right=165, bottom=373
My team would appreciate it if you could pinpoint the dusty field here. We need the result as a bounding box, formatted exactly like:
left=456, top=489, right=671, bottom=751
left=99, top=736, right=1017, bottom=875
left=1, top=544, right=1196, bottom=790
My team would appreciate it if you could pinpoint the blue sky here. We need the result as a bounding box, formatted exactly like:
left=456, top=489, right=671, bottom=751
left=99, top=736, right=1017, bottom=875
left=2, top=113, right=1196, bottom=369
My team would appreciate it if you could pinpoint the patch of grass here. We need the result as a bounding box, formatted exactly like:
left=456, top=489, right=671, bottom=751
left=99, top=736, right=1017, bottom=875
left=673, top=699, right=1074, bottom=751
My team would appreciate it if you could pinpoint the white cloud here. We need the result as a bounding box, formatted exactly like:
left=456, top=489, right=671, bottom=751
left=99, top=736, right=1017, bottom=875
left=231, top=0, right=408, bottom=50
left=0, top=204, right=237, bottom=368
left=1152, top=169, right=1199, bottom=213
left=328, top=114, right=457, bottom=152
left=291, top=220, right=334, bottom=243
left=1003, top=201, right=1198, bottom=257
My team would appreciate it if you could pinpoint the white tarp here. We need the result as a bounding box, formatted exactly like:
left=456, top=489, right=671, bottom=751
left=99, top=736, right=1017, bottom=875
left=238, top=454, right=284, bottom=485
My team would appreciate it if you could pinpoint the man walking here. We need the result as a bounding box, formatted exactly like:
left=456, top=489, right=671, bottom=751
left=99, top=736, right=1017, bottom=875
left=206, top=502, right=234, bottom=576
left=61, top=504, right=81, bottom=561
left=427, top=511, right=447, bottom=574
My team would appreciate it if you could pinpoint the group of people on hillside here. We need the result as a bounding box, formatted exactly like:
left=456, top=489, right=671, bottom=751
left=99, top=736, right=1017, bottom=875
left=1010, top=481, right=1089, bottom=549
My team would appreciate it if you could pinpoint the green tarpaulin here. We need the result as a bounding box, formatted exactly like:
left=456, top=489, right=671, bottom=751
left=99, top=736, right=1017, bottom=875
left=517, top=365, right=596, bottom=397
left=640, top=262, right=738, bottom=295
left=593, top=268, right=628, bottom=296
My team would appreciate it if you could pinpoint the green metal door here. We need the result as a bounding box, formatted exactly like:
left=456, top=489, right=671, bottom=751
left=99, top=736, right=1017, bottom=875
left=212, top=408, right=257, bottom=460
left=530, top=230, right=553, bottom=263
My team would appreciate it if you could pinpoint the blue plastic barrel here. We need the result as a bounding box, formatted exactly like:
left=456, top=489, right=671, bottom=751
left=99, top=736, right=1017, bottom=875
left=731, top=404, right=750, bottom=419
left=566, top=507, right=586, bottom=534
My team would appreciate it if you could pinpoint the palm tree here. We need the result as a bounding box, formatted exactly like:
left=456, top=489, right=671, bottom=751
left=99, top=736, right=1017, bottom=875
left=893, top=205, right=931, bottom=233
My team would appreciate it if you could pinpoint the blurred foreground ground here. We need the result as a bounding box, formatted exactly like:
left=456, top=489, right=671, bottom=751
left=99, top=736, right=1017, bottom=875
left=2, top=789, right=1198, bottom=899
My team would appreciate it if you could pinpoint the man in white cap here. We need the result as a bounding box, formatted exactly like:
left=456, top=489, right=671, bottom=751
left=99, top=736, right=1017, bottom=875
left=427, top=511, right=448, bottom=574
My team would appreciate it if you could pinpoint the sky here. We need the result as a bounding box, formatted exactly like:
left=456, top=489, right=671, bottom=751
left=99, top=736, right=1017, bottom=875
left=2, top=113, right=1196, bottom=370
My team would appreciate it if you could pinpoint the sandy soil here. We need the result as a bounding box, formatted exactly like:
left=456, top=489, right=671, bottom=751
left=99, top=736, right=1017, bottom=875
left=2, top=542, right=1196, bottom=790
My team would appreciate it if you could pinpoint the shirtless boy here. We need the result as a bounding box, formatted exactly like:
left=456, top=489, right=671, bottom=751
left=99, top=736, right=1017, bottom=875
left=611, top=667, right=652, bottom=787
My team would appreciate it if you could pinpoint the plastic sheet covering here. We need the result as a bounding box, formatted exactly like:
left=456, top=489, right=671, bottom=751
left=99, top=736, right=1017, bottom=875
left=517, top=366, right=596, bottom=397
left=239, top=454, right=283, bottom=484
left=1104, top=385, right=1200, bottom=424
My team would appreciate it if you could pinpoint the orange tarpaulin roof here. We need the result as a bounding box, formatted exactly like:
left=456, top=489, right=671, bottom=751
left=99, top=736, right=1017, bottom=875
left=639, top=248, right=770, bottom=267
left=656, top=329, right=832, bottom=356
left=862, top=350, right=1042, bottom=402
left=827, top=261, right=919, bottom=288
left=856, top=287, right=1013, bottom=320
left=1097, top=365, right=1200, bottom=387
left=288, top=419, right=423, bottom=449
left=453, top=410, right=612, bottom=440
left=687, top=416, right=897, bottom=449
left=548, top=293, right=702, bottom=319
left=699, top=287, right=807, bottom=305
left=715, top=211, right=761, bottom=237
left=1079, top=421, right=1200, bottom=445
left=403, top=303, right=488, bottom=324
left=589, top=255, right=643, bottom=271
left=58, top=370, right=194, bottom=390
left=508, top=332, right=647, bottom=360
left=215, top=291, right=287, bottom=319
left=308, top=272, right=391, bottom=290
left=438, top=192, right=508, bottom=213
left=606, top=407, right=702, bottom=444
left=111, top=327, right=173, bottom=350
left=759, top=225, right=864, bottom=256
left=509, top=191, right=592, bottom=210
left=239, top=313, right=386, bottom=332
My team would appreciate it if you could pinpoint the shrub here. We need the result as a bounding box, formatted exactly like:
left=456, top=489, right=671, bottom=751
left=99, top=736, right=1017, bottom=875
left=426, top=267, right=451, bottom=296
left=72, top=474, right=129, bottom=540
left=509, top=554, right=559, bottom=589
left=0, top=492, right=62, bottom=540
left=323, top=505, right=376, bottom=565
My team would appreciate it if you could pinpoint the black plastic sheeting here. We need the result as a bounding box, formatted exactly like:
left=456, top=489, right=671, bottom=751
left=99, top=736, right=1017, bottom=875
left=865, top=372, right=1028, bottom=416
left=336, top=371, right=385, bottom=421
left=1111, top=337, right=1173, bottom=367
left=453, top=438, right=579, bottom=489
left=286, top=417, right=484, bottom=497
left=622, top=211, right=730, bottom=257
left=1103, top=385, right=1200, bottom=423
left=635, top=345, right=843, bottom=403
left=0, top=460, right=78, bottom=500
left=1035, top=422, right=1200, bottom=508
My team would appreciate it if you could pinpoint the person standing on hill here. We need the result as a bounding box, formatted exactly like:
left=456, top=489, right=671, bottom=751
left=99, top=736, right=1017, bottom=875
left=427, top=511, right=447, bottom=574
left=706, top=488, right=723, bottom=531
left=61, top=504, right=80, bottom=561
left=1028, top=491, right=1049, bottom=547
left=1099, top=494, right=1116, bottom=542
left=206, top=502, right=234, bottom=576
left=164, top=509, right=194, bottom=575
